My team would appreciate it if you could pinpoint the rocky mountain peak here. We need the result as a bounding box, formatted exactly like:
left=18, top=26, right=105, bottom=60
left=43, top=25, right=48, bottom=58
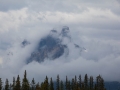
left=61, top=26, right=70, bottom=37
left=26, top=26, right=85, bottom=63
left=21, top=39, right=30, bottom=47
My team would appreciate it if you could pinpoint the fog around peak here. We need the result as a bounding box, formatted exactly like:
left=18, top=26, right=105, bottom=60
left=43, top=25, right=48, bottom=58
left=0, top=0, right=120, bottom=83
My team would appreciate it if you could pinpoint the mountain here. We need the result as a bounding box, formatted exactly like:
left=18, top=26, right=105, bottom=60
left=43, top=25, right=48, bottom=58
left=21, top=39, right=30, bottom=47
left=26, top=26, right=85, bottom=63
left=105, top=81, right=120, bottom=90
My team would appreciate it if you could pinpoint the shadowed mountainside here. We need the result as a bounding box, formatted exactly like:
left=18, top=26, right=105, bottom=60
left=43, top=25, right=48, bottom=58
left=25, top=26, right=85, bottom=63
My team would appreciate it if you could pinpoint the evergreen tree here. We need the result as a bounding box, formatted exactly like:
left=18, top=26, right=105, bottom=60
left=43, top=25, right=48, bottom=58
left=81, top=82, right=85, bottom=90
left=75, top=75, right=77, bottom=83
left=60, top=80, right=64, bottom=90
left=94, top=84, right=97, bottom=90
left=31, top=78, right=35, bottom=90
left=96, top=75, right=105, bottom=90
left=67, top=80, right=71, bottom=90
left=5, top=79, right=9, bottom=90
left=35, top=83, right=41, bottom=90
left=50, top=77, right=54, bottom=90
left=22, top=70, right=29, bottom=90
left=0, top=78, right=2, bottom=90
left=76, top=82, right=79, bottom=90
left=40, top=82, right=45, bottom=90
left=9, top=83, right=12, bottom=90
left=84, top=74, right=88, bottom=89
left=90, top=76, right=94, bottom=90
left=96, top=75, right=99, bottom=89
left=78, top=75, right=82, bottom=88
left=12, top=77, right=16, bottom=90
left=71, top=78, right=75, bottom=90
left=65, top=76, right=68, bottom=90
left=44, top=76, right=49, bottom=90
left=74, top=75, right=77, bottom=90
left=56, top=75, right=60, bottom=90
left=15, top=75, right=21, bottom=90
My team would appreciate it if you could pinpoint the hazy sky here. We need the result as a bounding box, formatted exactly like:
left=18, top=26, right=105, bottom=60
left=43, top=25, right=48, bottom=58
left=0, top=0, right=120, bottom=83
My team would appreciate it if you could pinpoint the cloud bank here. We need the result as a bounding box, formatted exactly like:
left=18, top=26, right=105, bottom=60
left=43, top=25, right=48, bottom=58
left=0, top=0, right=120, bottom=83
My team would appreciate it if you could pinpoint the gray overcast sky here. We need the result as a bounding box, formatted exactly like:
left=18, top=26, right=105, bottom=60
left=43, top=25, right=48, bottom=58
left=0, top=0, right=120, bottom=82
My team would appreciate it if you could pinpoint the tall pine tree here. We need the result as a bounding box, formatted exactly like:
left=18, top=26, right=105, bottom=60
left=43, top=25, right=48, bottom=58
left=90, top=76, right=94, bottom=90
left=31, top=78, right=35, bottom=90
left=15, top=75, right=21, bottom=90
left=5, top=79, right=9, bottom=90
left=65, top=76, right=68, bottom=90
left=84, top=74, right=88, bottom=90
left=56, top=75, right=60, bottom=90
left=50, top=77, right=54, bottom=90
left=78, top=75, right=82, bottom=88
left=0, top=78, right=2, bottom=90
left=12, top=77, right=16, bottom=90
left=96, top=75, right=105, bottom=90
left=44, top=76, right=49, bottom=90
left=22, top=70, right=29, bottom=90
left=71, top=78, right=75, bottom=90
left=74, top=75, right=77, bottom=90
left=60, top=80, right=64, bottom=90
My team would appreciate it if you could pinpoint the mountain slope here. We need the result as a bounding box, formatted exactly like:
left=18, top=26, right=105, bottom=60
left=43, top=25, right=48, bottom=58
left=27, top=26, right=85, bottom=63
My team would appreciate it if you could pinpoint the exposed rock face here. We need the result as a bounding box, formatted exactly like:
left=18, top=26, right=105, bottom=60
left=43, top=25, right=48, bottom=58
left=26, top=26, right=85, bottom=63
left=21, top=40, right=30, bottom=47
left=61, top=26, right=70, bottom=37
left=27, top=35, right=68, bottom=63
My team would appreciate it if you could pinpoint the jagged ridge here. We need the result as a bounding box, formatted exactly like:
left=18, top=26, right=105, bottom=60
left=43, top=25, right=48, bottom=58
left=26, top=26, right=84, bottom=63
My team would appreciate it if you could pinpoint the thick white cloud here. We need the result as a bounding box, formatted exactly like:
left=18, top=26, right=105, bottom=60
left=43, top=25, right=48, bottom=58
left=0, top=57, right=3, bottom=65
left=0, top=0, right=27, bottom=11
left=0, top=0, right=120, bottom=83
left=0, top=7, right=119, bottom=33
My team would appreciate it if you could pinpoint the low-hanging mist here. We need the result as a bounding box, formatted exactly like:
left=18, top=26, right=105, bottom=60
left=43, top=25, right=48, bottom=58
left=0, top=26, right=120, bottom=83
left=0, top=0, right=120, bottom=83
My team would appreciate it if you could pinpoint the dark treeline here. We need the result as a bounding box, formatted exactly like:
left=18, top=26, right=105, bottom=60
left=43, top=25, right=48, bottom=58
left=0, top=70, right=106, bottom=90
